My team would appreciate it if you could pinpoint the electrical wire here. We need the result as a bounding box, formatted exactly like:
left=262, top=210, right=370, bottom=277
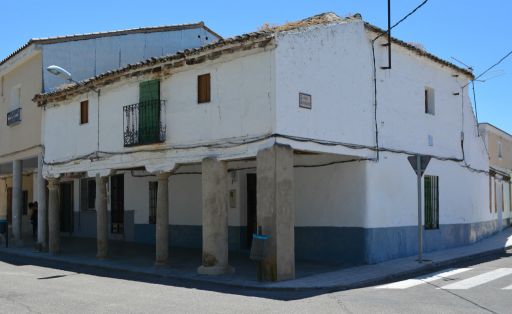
left=43, top=132, right=488, bottom=175
left=472, top=50, right=512, bottom=84
left=370, top=0, right=431, bottom=161
left=372, top=0, right=429, bottom=42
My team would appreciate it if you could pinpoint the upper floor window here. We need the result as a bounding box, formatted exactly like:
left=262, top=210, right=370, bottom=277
left=498, top=141, right=503, bottom=159
left=198, top=73, right=211, bottom=103
left=10, top=85, right=21, bottom=110
left=80, top=100, right=89, bottom=125
left=123, top=79, right=166, bottom=147
left=424, top=87, right=435, bottom=115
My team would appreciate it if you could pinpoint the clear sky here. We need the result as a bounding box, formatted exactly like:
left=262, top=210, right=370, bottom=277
left=1, top=0, right=511, bottom=133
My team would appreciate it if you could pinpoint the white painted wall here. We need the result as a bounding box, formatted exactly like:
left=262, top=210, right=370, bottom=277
left=365, top=152, right=490, bottom=228
left=294, top=159, right=367, bottom=227
left=274, top=21, right=375, bottom=151
left=43, top=49, right=275, bottom=168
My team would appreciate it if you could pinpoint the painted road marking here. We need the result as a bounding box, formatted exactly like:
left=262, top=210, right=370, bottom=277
left=440, top=268, right=512, bottom=290
left=375, top=268, right=472, bottom=289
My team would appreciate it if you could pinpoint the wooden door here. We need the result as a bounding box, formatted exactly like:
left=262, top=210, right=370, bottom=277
left=246, top=173, right=257, bottom=248
left=60, top=182, right=74, bottom=233
left=110, top=174, right=124, bottom=234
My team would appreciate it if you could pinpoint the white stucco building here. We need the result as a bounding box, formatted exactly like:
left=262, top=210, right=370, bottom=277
left=34, top=13, right=494, bottom=281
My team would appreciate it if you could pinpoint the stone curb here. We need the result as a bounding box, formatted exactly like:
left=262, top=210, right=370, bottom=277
left=0, top=244, right=510, bottom=292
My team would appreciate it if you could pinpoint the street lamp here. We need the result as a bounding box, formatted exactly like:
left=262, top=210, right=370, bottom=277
left=46, top=65, right=99, bottom=94
left=46, top=65, right=74, bottom=82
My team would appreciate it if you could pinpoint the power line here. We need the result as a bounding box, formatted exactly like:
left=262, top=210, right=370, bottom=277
left=373, top=0, right=429, bottom=42
left=474, top=50, right=512, bottom=82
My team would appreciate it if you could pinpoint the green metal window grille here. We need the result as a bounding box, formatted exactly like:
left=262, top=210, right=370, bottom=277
left=424, top=175, right=439, bottom=230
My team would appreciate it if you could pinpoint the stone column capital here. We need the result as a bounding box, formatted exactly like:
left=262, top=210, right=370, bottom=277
left=47, top=178, right=60, bottom=190
left=95, top=174, right=109, bottom=184
left=156, top=172, right=171, bottom=181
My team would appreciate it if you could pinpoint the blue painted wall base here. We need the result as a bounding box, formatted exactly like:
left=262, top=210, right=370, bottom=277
left=72, top=218, right=509, bottom=266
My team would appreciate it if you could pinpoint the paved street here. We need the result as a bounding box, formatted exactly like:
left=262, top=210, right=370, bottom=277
left=0, top=251, right=511, bottom=313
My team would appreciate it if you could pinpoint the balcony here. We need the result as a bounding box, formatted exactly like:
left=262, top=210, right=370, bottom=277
left=123, top=100, right=166, bottom=147
left=7, top=108, right=22, bottom=126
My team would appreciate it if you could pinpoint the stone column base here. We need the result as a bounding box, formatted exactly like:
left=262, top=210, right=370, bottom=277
left=197, top=265, right=235, bottom=276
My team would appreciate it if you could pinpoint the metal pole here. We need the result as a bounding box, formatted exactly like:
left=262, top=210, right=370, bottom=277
left=416, top=155, right=423, bottom=262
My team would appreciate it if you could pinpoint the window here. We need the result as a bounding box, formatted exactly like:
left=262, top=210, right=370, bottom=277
left=80, top=100, right=89, bottom=124
left=149, top=181, right=158, bottom=224
left=424, top=87, right=435, bottom=115
left=80, top=178, right=96, bottom=211
left=498, top=141, right=503, bottom=159
left=197, top=73, right=211, bottom=103
left=424, top=175, right=439, bottom=230
left=10, top=85, right=21, bottom=110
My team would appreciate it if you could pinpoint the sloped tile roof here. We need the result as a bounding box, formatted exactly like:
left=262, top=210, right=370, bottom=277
left=34, top=12, right=474, bottom=104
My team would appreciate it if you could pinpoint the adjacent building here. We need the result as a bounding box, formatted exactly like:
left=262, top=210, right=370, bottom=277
left=0, top=22, right=220, bottom=246
left=478, top=123, right=512, bottom=230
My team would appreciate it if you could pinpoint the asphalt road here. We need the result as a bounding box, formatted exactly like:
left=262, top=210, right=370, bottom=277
left=0, top=251, right=511, bottom=313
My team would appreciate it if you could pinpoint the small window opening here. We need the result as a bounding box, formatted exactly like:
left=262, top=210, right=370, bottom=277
left=198, top=73, right=211, bottom=104
left=80, top=100, right=89, bottom=125
left=425, top=87, right=435, bottom=115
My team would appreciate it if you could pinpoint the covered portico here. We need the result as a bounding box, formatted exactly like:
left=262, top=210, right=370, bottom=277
left=41, top=137, right=370, bottom=281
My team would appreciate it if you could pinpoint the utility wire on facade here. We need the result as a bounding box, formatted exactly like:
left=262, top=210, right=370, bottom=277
left=371, top=0, right=430, bottom=161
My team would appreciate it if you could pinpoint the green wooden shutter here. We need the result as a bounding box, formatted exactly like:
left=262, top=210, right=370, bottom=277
left=138, top=80, right=160, bottom=144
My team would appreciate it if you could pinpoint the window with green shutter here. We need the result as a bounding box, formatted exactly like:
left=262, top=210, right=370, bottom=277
left=138, top=80, right=160, bottom=144
left=424, top=175, right=439, bottom=230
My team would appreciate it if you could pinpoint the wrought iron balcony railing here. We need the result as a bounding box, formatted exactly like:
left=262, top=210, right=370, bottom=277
left=7, top=108, right=21, bottom=126
left=123, top=100, right=166, bottom=147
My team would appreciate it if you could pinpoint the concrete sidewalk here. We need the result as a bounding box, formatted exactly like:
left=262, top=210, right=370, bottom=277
left=0, top=227, right=511, bottom=291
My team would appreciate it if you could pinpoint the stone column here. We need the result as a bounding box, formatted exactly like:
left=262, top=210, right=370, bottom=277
left=96, top=175, right=108, bottom=259
left=48, top=178, right=60, bottom=254
left=37, top=153, right=47, bottom=250
left=155, top=172, right=170, bottom=265
left=197, top=158, right=234, bottom=275
left=12, top=160, right=22, bottom=245
left=256, top=144, right=295, bottom=281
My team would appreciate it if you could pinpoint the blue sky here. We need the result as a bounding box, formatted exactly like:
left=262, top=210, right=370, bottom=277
left=1, top=0, right=511, bottom=132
